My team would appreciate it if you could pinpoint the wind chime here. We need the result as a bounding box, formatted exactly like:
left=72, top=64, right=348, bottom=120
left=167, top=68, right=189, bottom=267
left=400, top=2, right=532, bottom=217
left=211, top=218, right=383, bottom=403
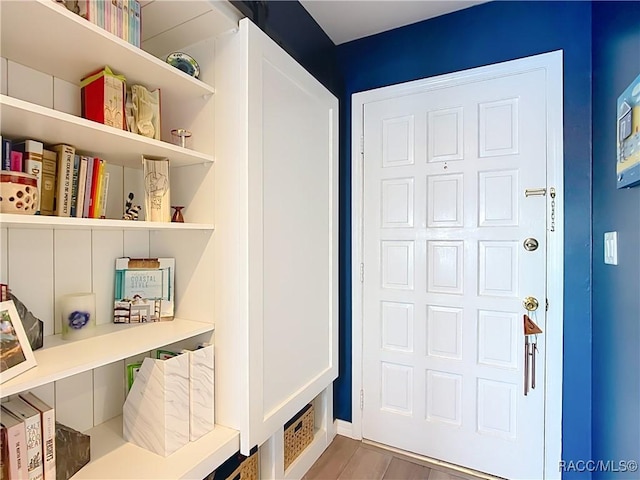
left=523, top=296, right=543, bottom=396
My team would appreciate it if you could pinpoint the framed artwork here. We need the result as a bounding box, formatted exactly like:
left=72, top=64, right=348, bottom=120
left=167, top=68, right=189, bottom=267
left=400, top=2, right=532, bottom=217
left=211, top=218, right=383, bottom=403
left=617, top=72, right=640, bottom=188
left=0, top=300, right=37, bottom=384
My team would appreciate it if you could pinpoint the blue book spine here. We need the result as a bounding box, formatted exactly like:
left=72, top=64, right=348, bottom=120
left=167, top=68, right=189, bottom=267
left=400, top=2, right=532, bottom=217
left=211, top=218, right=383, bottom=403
left=1, top=138, right=11, bottom=170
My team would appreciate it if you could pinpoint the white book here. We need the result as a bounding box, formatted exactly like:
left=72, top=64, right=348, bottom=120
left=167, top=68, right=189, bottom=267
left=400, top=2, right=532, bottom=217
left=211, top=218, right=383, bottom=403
left=2, top=399, right=43, bottom=480
left=19, top=393, right=55, bottom=480
left=1, top=408, right=28, bottom=480
left=75, top=156, right=89, bottom=218
left=99, top=171, right=110, bottom=219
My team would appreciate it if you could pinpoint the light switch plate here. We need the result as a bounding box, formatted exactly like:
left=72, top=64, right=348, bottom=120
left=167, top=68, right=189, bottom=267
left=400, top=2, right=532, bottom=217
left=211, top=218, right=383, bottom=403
left=604, top=231, right=618, bottom=265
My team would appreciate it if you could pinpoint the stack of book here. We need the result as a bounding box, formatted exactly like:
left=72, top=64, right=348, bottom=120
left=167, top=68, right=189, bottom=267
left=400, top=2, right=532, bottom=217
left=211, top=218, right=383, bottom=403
left=64, top=0, right=141, bottom=48
left=1, top=392, right=56, bottom=480
left=51, top=144, right=111, bottom=219
left=1, top=138, right=111, bottom=219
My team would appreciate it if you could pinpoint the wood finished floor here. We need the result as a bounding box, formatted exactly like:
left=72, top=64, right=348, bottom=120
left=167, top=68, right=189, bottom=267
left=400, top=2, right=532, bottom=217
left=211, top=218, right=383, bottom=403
left=303, top=436, right=480, bottom=480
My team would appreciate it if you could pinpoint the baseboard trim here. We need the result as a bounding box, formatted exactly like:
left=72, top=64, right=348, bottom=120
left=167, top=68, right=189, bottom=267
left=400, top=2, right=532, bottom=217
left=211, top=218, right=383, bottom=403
left=334, top=419, right=354, bottom=438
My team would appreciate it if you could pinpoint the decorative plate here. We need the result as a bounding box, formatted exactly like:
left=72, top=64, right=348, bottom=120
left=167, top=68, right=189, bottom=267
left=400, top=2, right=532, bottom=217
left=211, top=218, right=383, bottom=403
left=166, top=52, right=200, bottom=79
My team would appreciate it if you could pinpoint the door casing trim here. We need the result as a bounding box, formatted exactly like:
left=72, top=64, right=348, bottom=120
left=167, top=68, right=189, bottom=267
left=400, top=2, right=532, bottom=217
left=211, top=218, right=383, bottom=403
left=350, top=50, right=564, bottom=480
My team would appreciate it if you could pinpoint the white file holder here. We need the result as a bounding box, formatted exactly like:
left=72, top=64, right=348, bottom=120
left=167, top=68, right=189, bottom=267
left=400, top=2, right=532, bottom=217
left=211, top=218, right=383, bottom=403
left=187, top=344, right=215, bottom=441
left=123, top=354, right=190, bottom=456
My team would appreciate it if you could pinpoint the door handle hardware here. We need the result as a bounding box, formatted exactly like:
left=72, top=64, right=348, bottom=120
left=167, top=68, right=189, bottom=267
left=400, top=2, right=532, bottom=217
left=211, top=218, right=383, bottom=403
left=523, top=296, right=539, bottom=312
left=525, top=188, right=546, bottom=197
left=523, top=238, right=539, bottom=251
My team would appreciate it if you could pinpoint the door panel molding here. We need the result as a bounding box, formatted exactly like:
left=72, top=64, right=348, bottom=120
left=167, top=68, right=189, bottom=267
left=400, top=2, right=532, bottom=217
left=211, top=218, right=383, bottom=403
left=351, top=51, right=563, bottom=479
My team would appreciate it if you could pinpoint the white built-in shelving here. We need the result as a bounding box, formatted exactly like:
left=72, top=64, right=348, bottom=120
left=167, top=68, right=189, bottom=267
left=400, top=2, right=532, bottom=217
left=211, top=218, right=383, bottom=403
left=74, top=417, right=239, bottom=480
left=0, top=319, right=214, bottom=398
left=0, top=213, right=215, bottom=231
left=0, top=95, right=214, bottom=169
left=1, top=1, right=239, bottom=478
left=0, top=0, right=215, bottom=99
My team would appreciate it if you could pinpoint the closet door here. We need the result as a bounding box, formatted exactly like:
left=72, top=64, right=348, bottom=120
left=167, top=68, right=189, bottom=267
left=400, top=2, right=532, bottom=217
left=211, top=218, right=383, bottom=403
left=245, top=19, right=338, bottom=452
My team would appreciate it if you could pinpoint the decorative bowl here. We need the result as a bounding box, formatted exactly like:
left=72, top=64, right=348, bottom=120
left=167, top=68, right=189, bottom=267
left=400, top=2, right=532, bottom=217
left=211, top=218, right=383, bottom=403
left=0, top=171, right=38, bottom=214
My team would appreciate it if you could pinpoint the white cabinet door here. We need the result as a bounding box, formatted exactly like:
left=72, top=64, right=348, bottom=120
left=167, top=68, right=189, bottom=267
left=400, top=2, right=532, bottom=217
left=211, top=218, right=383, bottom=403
left=214, top=18, right=338, bottom=454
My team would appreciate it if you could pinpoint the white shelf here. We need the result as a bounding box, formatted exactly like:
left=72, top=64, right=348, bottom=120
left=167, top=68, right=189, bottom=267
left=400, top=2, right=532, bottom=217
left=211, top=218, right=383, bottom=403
left=0, top=319, right=214, bottom=398
left=0, top=95, right=214, bottom=168
left=0, top=213, right=215, bottom=231
left=0, top=0, right=215, bottom=99
left=72, top=416, right=239, bottom=480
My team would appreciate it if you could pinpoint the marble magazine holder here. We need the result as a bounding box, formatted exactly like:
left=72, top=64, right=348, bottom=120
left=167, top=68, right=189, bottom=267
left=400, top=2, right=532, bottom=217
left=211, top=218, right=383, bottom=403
left=123, top=354, right=190, bottom=456
left=123, top=344, right=215, bottom=456
left=189, top=344, right=215, bottom=441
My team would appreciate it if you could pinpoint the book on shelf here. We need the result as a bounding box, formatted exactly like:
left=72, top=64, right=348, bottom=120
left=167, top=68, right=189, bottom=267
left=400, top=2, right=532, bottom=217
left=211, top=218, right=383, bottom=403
left=113, top=257, right=175, bottom=323
left=2, top=398, right=43, bottom=480
left=10, top=151, right=23, bottom=172
left=69, top=154, right=80, bottom=217
left=99, top=171, right=110, bottom=219
left=1, top=137, right=11, bottom=171
left=82, top=156, right=94, bottom=218
left=75, top=156, right=89, bottom=218
left=1, top=407, right=28, bottom=480
left=51, top=144, right=75, bottom=217
left=14, top=140, right=44, bottom=213
left=89, top=157, right=105, bottom=219
left=40, top=149, right=58, bottom=216
left=18, top=393, right=55, bottom=480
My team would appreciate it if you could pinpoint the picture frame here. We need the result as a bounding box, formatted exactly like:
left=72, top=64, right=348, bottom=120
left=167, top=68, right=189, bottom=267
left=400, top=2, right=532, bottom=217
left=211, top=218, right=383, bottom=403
left=616, top=72, right=640, bottom=189
left=0, top=300, right=37, bottom=384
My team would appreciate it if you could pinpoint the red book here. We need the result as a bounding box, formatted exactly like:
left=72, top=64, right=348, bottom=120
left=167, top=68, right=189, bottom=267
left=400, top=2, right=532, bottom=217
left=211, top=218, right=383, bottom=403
left=88, top=157, right=103, bottom=218
left=10, top=151, right=23, bottom=171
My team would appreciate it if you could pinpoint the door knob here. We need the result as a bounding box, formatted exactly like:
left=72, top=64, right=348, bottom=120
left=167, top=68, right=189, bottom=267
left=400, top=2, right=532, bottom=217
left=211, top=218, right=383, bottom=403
left=523, top=296, right=539, bottom=312
left=523, top=238, right=539, bottom=251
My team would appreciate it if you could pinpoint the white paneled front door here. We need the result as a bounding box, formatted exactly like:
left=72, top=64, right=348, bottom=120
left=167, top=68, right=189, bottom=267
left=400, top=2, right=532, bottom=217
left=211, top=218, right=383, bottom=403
left=356, top=54, right=563, bottom=480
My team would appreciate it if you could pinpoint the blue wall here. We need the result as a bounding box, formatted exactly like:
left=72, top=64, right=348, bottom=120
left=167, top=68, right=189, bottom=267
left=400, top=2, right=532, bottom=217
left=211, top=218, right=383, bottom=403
left=334, top=0, right=593, bottom=473
left=591, top=2, right=640, bottom=478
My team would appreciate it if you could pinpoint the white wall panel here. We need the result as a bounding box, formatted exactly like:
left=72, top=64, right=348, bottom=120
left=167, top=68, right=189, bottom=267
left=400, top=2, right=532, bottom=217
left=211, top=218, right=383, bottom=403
left=104, top=163, right=124, bottom=221
left=92, top=230, right=124, bottom=325
left=28, top=383, right=55, bottom=408
left=382, top=115, right=414, bottom=167
left=53, top=77, right=81, bottom=116
left=7, top=60, right=53, bottom=108
left=0, top=227, right=7, bottom=284
left=54, top=230, right=92, bottom=334
left=8, top=229, right=54, bottom=336
left=123, top=230, right=150, bottom=258
left=93, top=361, right=125, bottom=425
left=0, top=57, right=7, bottom=95
left=55, top=371, right=94, bottom=432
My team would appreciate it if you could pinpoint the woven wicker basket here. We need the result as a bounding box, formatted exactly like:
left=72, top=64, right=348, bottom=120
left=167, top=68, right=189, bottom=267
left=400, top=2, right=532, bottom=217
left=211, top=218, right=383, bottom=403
left=283, top=404, right=314, bottom=470
left=226, top=450, right=258, bottom=480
